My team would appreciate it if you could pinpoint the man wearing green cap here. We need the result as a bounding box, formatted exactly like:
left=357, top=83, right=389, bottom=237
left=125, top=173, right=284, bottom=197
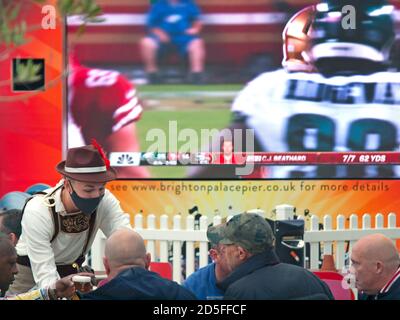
left=207, top=213, right=334, bottom=300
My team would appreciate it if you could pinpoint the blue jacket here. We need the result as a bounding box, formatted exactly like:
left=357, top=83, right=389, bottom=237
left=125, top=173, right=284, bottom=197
left=148, top=0, right=201, bottom=35
left=183, top=263, right=224, bottom=300
left=81, top=267, right=196, bottom=300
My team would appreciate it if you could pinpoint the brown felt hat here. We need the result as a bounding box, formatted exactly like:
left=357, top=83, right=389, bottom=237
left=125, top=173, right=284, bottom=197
left=56, top=144, right=116, bottom=183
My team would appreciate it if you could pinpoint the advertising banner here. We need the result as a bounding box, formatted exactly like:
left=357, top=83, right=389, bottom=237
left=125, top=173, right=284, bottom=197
left=108, top=179, right=400, bottom=228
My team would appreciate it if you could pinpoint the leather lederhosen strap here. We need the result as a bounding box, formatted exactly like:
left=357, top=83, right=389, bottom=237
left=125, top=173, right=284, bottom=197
left=17, top=186, right=98, bottom=278
left=17, top=254, right=86, bottom=278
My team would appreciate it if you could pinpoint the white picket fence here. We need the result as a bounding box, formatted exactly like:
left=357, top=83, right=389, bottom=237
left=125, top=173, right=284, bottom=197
left=305, top=212, right=400, bottom=271
left=89, top=209, right=400, bottom=284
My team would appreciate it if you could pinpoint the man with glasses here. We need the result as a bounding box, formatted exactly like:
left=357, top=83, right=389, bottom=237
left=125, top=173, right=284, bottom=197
left=207, top=213, right=334, bottom=300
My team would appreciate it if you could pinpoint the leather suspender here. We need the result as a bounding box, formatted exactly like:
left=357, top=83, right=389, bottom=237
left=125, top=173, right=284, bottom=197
left=48, top=198, right=60, bottom=243
left=22, top=186, right=97, bottom=252
left=81, top=210, right=97, bottom=256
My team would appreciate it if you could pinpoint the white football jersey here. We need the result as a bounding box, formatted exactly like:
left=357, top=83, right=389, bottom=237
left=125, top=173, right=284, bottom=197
left=232, top=69, right=400, bottom=178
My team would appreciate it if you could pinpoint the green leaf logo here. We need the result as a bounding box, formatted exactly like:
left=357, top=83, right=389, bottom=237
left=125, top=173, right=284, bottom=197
left=14, top=59, right=43, bottom=84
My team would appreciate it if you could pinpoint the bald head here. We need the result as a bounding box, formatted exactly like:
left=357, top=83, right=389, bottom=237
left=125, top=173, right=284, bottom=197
left=353, top=234, right=399, bottom=268
left=105, top=229, right=149, bottom=270
left=351, top=233, right=400, bottom=295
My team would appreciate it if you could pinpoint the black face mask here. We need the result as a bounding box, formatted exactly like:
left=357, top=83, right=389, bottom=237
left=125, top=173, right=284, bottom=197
left=68, top=181, right=104, bottom=216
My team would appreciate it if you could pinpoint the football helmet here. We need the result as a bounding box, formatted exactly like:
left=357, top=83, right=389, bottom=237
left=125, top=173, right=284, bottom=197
left=310, top=0, right=395, bottom=66
left=282, top=5, right=317, bottom=72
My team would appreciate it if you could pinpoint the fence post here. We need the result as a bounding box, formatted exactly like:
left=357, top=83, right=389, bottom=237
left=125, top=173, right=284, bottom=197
left=388, top=213, right=397, bottom=244
left=323, top=215, right=333, bottom=256
left=186, top=215, right=195, bottom=278
left=199, top=216, right=209, bottom=269
left=388, top=213, right=397, bottom=228
left=362, top=214, right=371, bottom=229
left=348, top=214, right=358, bottom=269
left=159, top=215, right=169, bottom=262
left=172, top=215, right=182, bottom=283
left=310, top=215, right=320, bottom=270
left=336, top=215, right=346, bottom=270
left=134, top=213, right=143, bottom=229
left=147, top=214, right=156, bottom=260
left=375, top=213, right=384, bottom=229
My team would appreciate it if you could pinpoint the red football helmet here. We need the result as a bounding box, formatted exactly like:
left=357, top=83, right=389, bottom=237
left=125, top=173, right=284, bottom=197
left=282, top=5, right=316, bottom=72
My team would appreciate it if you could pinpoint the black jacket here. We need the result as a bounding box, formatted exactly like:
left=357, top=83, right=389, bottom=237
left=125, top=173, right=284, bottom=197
left=359, top=273, right=400, bottom=300
left=219, top=249, right=334, bottom=300
left=81, top=267, right=196, bottom=300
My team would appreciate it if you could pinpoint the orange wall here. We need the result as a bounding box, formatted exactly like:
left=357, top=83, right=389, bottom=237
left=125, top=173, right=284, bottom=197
left=0, top=0, right=64, bottom=196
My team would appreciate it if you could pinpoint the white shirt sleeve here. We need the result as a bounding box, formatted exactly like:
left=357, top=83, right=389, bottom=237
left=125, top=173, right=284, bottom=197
left=21, top=201, right=60, bottom=289
left=98, top=190, right=132, bottom=237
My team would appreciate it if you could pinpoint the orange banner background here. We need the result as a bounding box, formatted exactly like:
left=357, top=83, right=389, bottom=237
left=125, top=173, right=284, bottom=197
left=107, top=180, right=400, bottom=229
left=0, top=0, right=64, bottom=196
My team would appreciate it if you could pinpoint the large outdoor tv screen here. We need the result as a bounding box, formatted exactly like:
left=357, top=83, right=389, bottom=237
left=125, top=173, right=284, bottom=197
left=66, top=0, right=400, bottom=179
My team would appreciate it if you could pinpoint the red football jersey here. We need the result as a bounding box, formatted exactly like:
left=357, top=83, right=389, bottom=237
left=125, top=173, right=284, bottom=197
left=68, top=64, right=143, bottom=147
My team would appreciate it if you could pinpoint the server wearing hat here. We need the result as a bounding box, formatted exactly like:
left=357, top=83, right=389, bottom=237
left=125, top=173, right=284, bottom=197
left=7, top=141, right=132, bottom=296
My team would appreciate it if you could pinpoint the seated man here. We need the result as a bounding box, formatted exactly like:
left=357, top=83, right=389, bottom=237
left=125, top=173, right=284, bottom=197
left=140, top=0, right=205, bottom=84
left=0, top=233, right=88, bottom=300
left=351, top=233, right=400, bottom=300
left=208, top=213, right=334, bottom=300
left=81, top=229, right=196, bottom=300
left=0, top=209, right=22, bottom=246
left=183, top=227, right=230, bottom=299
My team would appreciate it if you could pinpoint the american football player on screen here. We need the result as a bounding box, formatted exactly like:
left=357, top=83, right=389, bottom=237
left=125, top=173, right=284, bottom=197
left=67, top=55, right=150, bottom=178
left=190, top=0, right=400, bottom=179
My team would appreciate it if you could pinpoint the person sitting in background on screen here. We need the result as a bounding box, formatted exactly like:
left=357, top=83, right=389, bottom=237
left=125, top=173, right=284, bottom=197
left=68, top=54, right=150, bottom=179
left=0, top=209, right=22, bottom=246
left=182, top=225, right=230, bottom=300
left=140, top=0, right=206, bottom=84
left=208, top=213, right=334, bottom=300
left=7, top=143, right=132, bottom=297
left=0, top=233, right=92, bottom=300
left=351, top=233, right=400, bottom=300
left=80, top=229, right=196, bottom=300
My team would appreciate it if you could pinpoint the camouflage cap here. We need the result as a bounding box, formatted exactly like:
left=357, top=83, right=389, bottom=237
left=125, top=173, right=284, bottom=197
left=207, top=213, right=275, bottom=253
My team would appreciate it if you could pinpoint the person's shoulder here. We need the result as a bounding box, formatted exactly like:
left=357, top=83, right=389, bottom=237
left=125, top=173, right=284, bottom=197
left=313, top=70, right=400, bottom=84
left=185, top=263, right=215, bottom=281
left=134, top=268, right=197, bottom=299
left=276, top=262, right=317, bottom=275
left=246, top=69, right=288, bottom=87
left=359, top=70, right=400, bottom=83
left=23, top=191, right=52, bottom=212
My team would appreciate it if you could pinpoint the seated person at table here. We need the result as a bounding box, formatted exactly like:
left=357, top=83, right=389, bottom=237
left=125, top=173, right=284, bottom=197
left=351, top=233, right=400, bottom=300
left=81, top=229, right=196, bottom=300
left=208, top=213, right=334, bottom=300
